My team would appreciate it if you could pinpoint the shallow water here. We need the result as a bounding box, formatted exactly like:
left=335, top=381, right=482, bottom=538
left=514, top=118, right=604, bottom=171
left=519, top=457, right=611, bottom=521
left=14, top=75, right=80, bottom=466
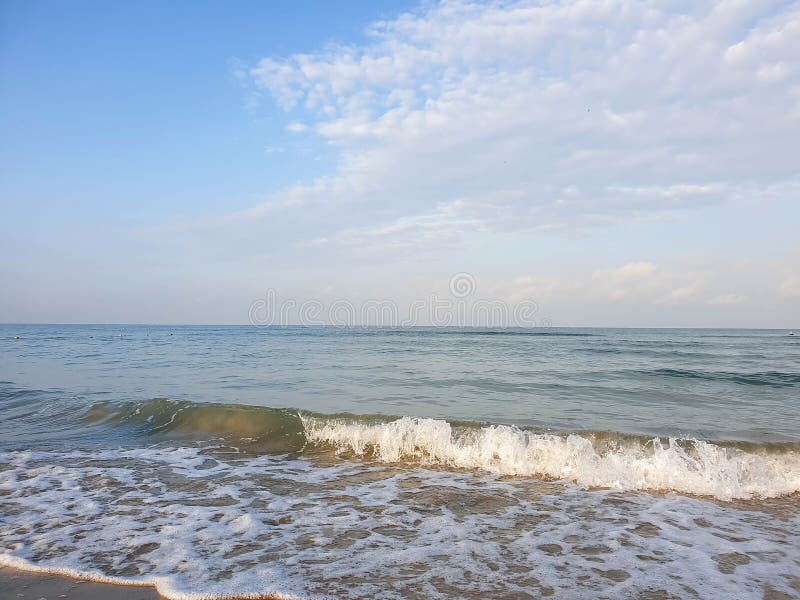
left=1, top=325, right=799, bottom=598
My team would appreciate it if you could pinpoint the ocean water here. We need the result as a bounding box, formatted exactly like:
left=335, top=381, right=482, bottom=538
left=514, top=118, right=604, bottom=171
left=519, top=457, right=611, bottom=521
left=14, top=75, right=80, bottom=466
left=1, top=325, right=799, bottom=599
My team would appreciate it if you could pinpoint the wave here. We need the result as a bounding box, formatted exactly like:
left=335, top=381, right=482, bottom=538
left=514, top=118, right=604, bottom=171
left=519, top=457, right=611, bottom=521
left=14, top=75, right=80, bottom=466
left=300, top=415, right=800, bottom=501
left=86, top=398, right=306, bottom=453
left=647, top=368, right=800, bottom=387
left=2, top=395, right=795, bottom=501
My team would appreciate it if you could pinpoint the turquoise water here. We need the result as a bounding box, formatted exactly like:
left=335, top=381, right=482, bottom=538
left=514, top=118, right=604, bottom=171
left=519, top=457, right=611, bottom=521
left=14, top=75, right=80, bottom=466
left=1, top=325, right=799, bottom=599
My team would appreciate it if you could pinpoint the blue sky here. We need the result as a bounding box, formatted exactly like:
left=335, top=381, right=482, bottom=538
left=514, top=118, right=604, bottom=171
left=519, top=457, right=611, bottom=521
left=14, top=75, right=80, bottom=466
left=1, top=0, right=799, bottom=326
left=1, top=1, right=410, bottom=221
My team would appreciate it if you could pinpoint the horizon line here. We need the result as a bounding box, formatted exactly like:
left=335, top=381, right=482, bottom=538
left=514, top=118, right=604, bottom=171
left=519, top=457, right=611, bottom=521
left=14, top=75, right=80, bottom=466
left=1, top=323, right=796, bottom=331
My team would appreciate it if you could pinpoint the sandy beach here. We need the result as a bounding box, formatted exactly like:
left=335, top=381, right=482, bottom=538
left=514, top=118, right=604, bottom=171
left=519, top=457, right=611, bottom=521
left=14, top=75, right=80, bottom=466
left=0, top=566, right=160, bottom=599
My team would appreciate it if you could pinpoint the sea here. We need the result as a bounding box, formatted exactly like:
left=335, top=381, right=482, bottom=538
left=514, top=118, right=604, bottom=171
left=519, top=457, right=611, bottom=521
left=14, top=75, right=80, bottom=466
left=1, top=324, right=799, bottom=599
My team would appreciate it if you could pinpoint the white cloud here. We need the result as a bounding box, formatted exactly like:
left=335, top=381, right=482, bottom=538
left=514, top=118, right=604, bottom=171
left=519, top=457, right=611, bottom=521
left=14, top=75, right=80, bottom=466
left=228, top=0, right=800, bottom=256
left=302, top=199, right=483, bottom=255
left=286, top=121, right=309, bottom=133
left=146, top=0, right=800, bottom=326
left=591, top=261, right=673, bottom=301
left=656, top=283, right=704, bottom=306
left=779, top=276, right=800, bottom=298
left=486, top=252, right=796, bottom=324
left=595, top=262, right=658, bottom=285
left=708, top=293, right=746, bottom=305
left=582, top=263, right=751, bottom=308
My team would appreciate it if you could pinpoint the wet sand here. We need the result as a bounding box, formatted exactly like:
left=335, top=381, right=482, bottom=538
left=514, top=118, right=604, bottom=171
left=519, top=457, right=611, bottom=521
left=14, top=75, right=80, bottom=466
left=0, top=566, right=161, bottom=600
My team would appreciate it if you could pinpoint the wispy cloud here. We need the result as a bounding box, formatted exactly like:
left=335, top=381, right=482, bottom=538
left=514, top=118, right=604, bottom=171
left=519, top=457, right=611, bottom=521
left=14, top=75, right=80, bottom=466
left=152, top=1, right=800, bottom=325
left=222, top=0, right=800, bottom=254
left=590, top=261, right=706, bottom=304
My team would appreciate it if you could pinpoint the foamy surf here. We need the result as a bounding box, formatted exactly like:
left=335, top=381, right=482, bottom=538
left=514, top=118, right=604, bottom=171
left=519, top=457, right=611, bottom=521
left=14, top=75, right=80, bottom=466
left=2, top=446, right=799, bottom=600
left=5, top=390, right=799, bottom=502
left=301, top=415, right=800, bottom=501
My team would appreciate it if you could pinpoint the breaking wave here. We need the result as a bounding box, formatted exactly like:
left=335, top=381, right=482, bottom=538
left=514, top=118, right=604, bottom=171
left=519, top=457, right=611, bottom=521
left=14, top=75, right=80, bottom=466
left=105, top=400, right=800, bottom=500
left=5, top=395, right=798, bottom=501
left=300, top=415, right=800, bottom=501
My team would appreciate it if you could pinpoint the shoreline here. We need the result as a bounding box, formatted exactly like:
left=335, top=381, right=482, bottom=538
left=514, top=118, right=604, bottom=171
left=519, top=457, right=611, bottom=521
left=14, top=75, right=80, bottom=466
left=0, top=564, right=290, bottom=600
left=0, top=565, right=161, bottom=599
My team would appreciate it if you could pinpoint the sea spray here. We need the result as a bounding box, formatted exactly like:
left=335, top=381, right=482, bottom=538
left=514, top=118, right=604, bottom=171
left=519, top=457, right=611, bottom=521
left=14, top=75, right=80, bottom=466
left=300, top=415, right=800, bottom=500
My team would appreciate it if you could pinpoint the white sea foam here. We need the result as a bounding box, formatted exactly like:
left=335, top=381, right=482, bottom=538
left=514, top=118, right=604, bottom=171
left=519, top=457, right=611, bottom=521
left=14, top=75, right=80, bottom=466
left=301, top=415, right=800, bottom=500
left=1, top=447, right=799, bottom=600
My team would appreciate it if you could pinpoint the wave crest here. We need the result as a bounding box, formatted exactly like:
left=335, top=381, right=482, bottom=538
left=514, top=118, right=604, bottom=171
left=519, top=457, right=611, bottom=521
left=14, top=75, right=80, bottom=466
left=74, top=399, right=800, bottom=501
left=301, top=415, right=800, bottom=501
left=87, top=398, right=306, bottom=452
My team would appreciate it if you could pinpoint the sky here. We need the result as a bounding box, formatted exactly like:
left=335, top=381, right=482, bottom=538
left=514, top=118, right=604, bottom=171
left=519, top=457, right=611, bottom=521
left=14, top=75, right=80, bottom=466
left=1, top=0, right=798, bottom=327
